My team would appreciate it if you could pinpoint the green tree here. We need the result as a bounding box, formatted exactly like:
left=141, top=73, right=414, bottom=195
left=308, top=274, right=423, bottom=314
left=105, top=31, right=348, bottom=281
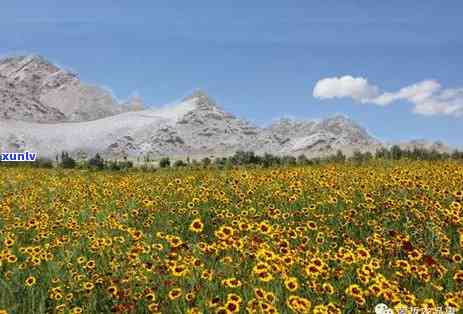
left=297, top=154, right=309, bottom=165
left=159, top=157, right=171, bottom=168
left=174, top=160, right=187, bottom=168
left=60, top=152, right=76, bottom=169
left=201, top=157, right=212, bottom=167
left=281, top=155, right=297, bottom=166
left=390, top=145, right=403, bottom=160
left=88, top=153, right=105, bottom=170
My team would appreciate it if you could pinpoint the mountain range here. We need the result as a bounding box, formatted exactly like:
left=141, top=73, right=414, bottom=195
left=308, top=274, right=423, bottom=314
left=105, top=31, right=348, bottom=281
left=0, top=55, right=452, bottom=160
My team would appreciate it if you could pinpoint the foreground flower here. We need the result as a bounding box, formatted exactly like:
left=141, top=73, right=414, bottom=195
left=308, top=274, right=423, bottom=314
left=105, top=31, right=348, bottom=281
left=25, top=276, right=36, bottom=287
left=189, top=218, right=204, bottom=233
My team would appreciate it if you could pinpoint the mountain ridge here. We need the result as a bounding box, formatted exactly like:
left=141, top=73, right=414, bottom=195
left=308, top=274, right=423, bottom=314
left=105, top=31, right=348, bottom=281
left=0, top=54, right=454, bottom=160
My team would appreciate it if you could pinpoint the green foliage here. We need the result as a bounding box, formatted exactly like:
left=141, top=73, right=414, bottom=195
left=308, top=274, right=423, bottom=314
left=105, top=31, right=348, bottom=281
left=391, top=145, right=403, bottom=160
left=60, top=151, right=76, bottom=169
left=201, top=157, right=212, bottom=167
left=297, top=154, right=309, bottom=165
left=33, top=157, right=54, bottom=168
left=88, top=153, right=105, bottom=170
left=3, top=145, right=463, bottom=172
left=230, top=150, right=261, bottom=166
left=106, top=160, right=133, bottom=171
left=159, top=157, right=171, bottom=168
left=173, top=160, right=187, bottom=168
left=335, top=149, right=346, bottom=162
left=0, top=161, right=461, bottom=313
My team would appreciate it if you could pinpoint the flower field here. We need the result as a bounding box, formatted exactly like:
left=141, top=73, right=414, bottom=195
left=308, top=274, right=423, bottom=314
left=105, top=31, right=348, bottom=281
left=0, top=161, right=462, bottom=313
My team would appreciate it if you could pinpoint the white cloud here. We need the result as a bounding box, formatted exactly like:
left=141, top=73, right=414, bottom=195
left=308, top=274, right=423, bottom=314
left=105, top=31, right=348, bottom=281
left=313, top=76, right=380, bottom=102
left=313, top=76, right=463, bottom=117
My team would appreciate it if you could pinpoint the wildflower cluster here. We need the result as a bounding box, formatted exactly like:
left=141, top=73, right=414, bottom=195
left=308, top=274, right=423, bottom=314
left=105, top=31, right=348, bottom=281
left=0, top=160, right=462, bottom=313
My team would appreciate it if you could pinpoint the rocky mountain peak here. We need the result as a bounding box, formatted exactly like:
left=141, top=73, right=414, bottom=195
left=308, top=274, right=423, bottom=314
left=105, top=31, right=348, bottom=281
left=0, top=54, right=46, bottom=68
left=318, top=114, right=377, bottom=142
left=182, top=89, right=209, bottom=101
left=0, top=54, right=134, bottom=122
left=269, top=117, right=318, bottom=129
left=396, top=139, right=451, bottom=153
left=182, top=90, right=221, bottom=111
left=0, top=54, right=75, bottom=85
left=18, top=54, right=54, bottom=68
left=325, top=114, right=351, bottom=122
left=319, top=114, right=364, bottom=129
left=270, top=117, right=294, bottom=127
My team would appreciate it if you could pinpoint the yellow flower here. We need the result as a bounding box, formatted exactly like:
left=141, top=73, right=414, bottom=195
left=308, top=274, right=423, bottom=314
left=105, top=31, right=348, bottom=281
left=284, top=277, right=299, bottom=292
left=25, top=276, right=36, bottom=287
left=256, top=270, right=273, bottom=282
left=227, top=293, right=242, bottom=304
left=345, top=284, right=363, bottom=298
left=201, top=270, right=213, bottom=281
left=322, top=282, right=335, bottom=294
left=171, top=264, right=188, bottom=277
left=71, top=307, right=83, bottom=314
left=208, top=296, right=221, bottom=308
left=3, top=238, right=14, bottom=247
left=107, top=285, right=118, bottom=296
left=7, top=255, right=17, bottom=263
left=258, top=221, right=272, bottom=234
left=222, top=277, right=242, bottom=288
left=189, top=218, right=204, bottom=233
left=148, top=303, right=160, bottom=313
left=146, top=292, right=156, bottom=302
left=77, top=256, right=86, bottom=264
left=83, top=281, right=95, bottom=290
left=168, top=288, right=182, bottom=300
left=185, top=292, right=195, bottom=302
left=286, top=295, right=311, bottom=313
left=187, top=307, right=202, bottom=314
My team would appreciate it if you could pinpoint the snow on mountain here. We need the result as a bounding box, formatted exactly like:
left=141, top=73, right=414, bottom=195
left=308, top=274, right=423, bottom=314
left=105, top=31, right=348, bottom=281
left=0, top=54, right=452, bottom=160
left=0, top=99, right=196, bottom=157
left=0, top=90, right=383, bottom=159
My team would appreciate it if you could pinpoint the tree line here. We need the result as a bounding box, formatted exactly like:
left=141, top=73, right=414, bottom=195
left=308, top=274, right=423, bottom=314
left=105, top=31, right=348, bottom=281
left=2, top=145, right=463, bottom=171
left=0, top=152, right=134, bottom=171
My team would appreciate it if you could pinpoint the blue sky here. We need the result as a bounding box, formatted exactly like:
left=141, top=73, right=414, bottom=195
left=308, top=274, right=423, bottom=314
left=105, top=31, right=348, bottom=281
left=1, top=1, right=462, bottom=146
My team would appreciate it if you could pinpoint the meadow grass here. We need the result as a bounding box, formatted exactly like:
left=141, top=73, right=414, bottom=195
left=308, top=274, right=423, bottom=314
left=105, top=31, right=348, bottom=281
left=0, top=161, right=462, bottom=313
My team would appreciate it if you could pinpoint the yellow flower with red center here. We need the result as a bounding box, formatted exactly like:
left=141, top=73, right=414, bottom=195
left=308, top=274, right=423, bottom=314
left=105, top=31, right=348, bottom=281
left=284, top=277, right=299, bottom=291
left=168, top=288, right=182, bottom=300
left=25, top=276, right=36, bottom=287
left=189, top=218, right=204, bottom=233
left=345, top=284, right=363, bottom=298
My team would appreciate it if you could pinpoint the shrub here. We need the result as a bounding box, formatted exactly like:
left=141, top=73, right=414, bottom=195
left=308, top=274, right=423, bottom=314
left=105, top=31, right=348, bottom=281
left=159, top=157, right=171, bottom=168
left=174, top=160, right=187, bottom=168
left=201, top=157, right=211, bottom=167
left=60, top=152, right=76, bottom=169
left=88, top=153, right=105, bottom=170
left=33, top=157, right=54, bottom=168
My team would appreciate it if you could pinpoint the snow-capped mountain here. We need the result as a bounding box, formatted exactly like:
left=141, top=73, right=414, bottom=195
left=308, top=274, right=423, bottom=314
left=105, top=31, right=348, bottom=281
left=0, top=55, right=450, bottom=160
left=0, top=88, right=380, bottom=159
